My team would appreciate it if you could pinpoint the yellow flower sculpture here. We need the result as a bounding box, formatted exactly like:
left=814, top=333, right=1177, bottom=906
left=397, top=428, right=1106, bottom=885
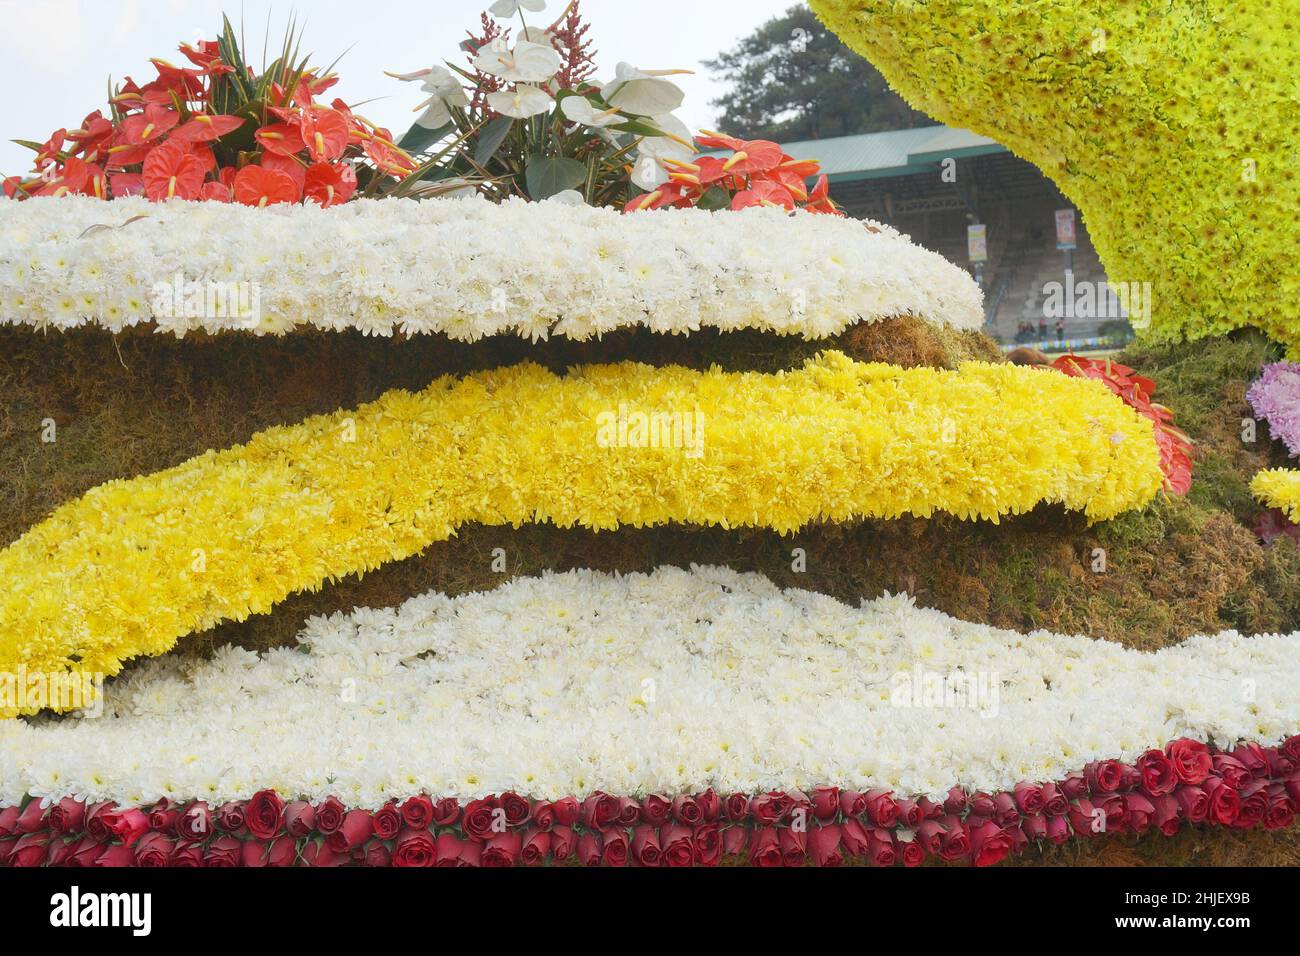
left=1251, top=469, right=1300, bottom=523
left=0, top=352, right=1163, bottom=713
left=810, top=0, right=1300, bottom=354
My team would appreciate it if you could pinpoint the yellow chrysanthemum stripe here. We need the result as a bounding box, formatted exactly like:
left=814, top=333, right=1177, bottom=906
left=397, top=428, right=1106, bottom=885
left=1251, top=469, right=1300, bottom=523
left=809, top=0, right=1300, bottom=355
left=0, top=352, right=1163, bottom=712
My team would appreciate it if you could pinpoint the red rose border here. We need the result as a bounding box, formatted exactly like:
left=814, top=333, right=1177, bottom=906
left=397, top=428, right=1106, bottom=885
left=3, top=736, right=1298, bottom=867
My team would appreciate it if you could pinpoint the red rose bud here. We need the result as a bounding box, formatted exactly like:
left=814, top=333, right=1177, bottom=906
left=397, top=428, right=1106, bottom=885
left=1166, top=738, right=1213, bottom=785
left=1085, top=759, right=1124, bottom=794
left=1236, top=780, right=1269, bottom=829
left=641, top=794, right=671, bottom=825
left=521, top=828, right=551, bottom=865
left=399, top=795, right=434, bottom=829
left=694, top=823, right=721, bottom=866
left=895, top=798, right=921, bottom=827
left=550, top=796, right=580, bottom=827
left=864, top=789, right=899, bottom=827
left=1039, top=782, right=1068, bottom=816
left=660, top=823, right=694, bottom=867
left=1067, top=798, right=1102, bottom=837
left=1120, top=765, right=1142, bottom=791
left=1232, top=742, right=1271, bottom=778
left=901, top=839, right=926, bottom=867
left=147, top=800, right=177, bottom=835
left=134, top=832, right=174, bottom=867
left=241, top=840, right=270, bottom=867
left=577, top=832, right=601, bottom=867
left=1203, top=778, right=1240, bottom=825
left=631, top=823, right=663, bottom=866
left=1124, top=793, right=1155, bottom=834
left=809, top=824, right=843, bottom=867
left=1264, top=785, right=1294, bottom=830
left=810, top=787, right=840, bottom=820
left=697, top=789, right=722, bottom=822
left=1060, top=773, right=1089, bottom=800
left=326, top=809, right=374, bottom=852
left=599, top=828, right=628, bottom=866
left=915, top=818, right=948, bottom=855
left=671, top=794, right=703, bottom=826
left=1212, top=754, right=1250, bottom=790
left=616, top=797, right=640, bottom=826
left=530, top=801, right=556, bottom=830
left=314, top=795, right=346, bottom=834
left=393, top=827, right=436, bottom=867
left=363, top=840, right=392, bottom=867
left=779, top=825, right=807, bottom=866
left=839, top=790, right=867, bottom=818
left=104, top=807, right=149, bottom=845
left=302, top=840, right=350, bottom=868
left=266, top=836, right=297, bottom=867
left=431, top=797, right=461, bottom=826
left=1136, top=749, right=1177, bottom=796
left=215, top=801, right=246, bottom=834
left=372, top=802, right=402, bottom=841
left=499, top=792, right=530, bottom=827
left=1020, top=812, right=1048, bottom=841
left=1045, top=814, right=1071, bottom=844
left=967, top=819, right=1014, bottom=867
left=721, top=825, right=748, bottom=858
left=748, top=827, right=782, bottom=867
left=916, top=796, right=944, bottom=820
left=942, top=787, right=967, bottom=815
left=177, top=801, right=212, bottom=843
left=1174, top=785, right=1209, bottom=823
left=1009, top=822, right=1029, bottom=855
left=463, top=797, right=499, bottom=841
left=551, top=826, right=575, bottom=862
left=482, top=832, right=523, bottom=866
left=202, top=835, right=242, bottom=867
left=436, top=833, right=474, bottom=867
left=1284, top=773, right=1300, bottom=809
left=992, top=792, right=1019, bottom=826
left=841, top=817, right=871, bottom=856
left=0, top=806, right=21, bottom=836
left=724, top=793, right=751, bottom=822
left=939, top=816, right=969, bottom=861
left=10, top=832, right=50, bottom=866
left=580, top=793, right=619, bottom=830
left=867, top=827, right=896, bottom=866
left=968, top=792, right=996, bottom=818
left=752, top=791, right=792, bottom=825
left=1098, top=794, right=1127, bottom=833
left=1151, top=794, right=1181, bottom=836
left=1012, top=783, right=1044, bottom=815
left=16, top=800, right=48, bottom=834
left=1266, top=747, right=1295, bottom=777
left=284, top=801, right=316, bottom=837
left=168, top=842, right=204, bottom=867
left=50, top=798, right=87, bottom=834
left=85, top=801, right=116, bottom=841
left=93, top=844, right=136, bottom=867
left=246, top=789, right=286, bottom=840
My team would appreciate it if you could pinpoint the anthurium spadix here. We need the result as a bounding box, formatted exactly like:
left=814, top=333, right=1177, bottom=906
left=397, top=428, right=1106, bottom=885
left=474, top=39, right=562, bottom=84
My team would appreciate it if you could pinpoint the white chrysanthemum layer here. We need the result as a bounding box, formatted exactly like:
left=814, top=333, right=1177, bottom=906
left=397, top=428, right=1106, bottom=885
left=5, top=566, right=1295, bottom=809
left=0, top=195, right=983, bottom=338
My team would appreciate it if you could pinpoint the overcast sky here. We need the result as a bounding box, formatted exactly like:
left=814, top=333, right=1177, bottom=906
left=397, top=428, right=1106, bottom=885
left=0, top=0, right=804, bottom=176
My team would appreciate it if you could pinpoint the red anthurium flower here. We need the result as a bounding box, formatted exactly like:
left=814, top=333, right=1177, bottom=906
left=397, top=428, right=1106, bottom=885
left=233, top=165, right=300, bottom=207
left=201, top=180, right=232, bottom=202
left=719, top=139, right=784, bottom=178
left=362, top=133, right=416, bottom=178
left=623, top=181, right=699, bottom=212
left=172, top=113, right=245, bottom=143
left=67, top=112, right=115, bottom=164
left=118, top=105, right=180, bottom=146
left=179, top=40, right=221, bottom=68
left=261, top=153, right=306, bottom=195
left=301, top=107, right=349, bottom=162
left=804, top=174, right=841, bottom=215
left=141, top=141, right=206, bottom=201
left=33, top=157, right=91, bottom=197
left=33, top=129, right=67, bottom=168
left=304, top=162, right=357, bottom=207
left=769, top=167, right=811, bottom=201
left=694, top=129, right=745, bottom=151
left=255, top=122, right=307, bottom=156
left=731, top=179, right=796, bottom=211
left=109, top=172, right=144, bottom=197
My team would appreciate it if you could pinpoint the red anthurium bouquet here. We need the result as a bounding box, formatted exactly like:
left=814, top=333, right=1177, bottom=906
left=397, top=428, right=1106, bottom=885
left=4, top=18, right=419, bottom=206
left=625, top=131, right=841, bottom=214
left=1050, top=354, right=1193, bottom=495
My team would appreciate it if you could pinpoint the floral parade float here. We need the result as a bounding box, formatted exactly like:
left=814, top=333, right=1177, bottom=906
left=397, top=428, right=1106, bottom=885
left=0, top=0, right=1297, bottom=868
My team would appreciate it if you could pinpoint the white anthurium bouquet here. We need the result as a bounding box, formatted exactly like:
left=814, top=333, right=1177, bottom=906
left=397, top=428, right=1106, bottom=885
left=386, top=0, right=698, bottom=207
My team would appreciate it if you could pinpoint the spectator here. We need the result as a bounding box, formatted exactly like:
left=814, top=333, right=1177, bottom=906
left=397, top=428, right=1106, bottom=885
left=1038, top=318, right=1048, bottom=340
left=1055, top=319, right=1065, bottom=345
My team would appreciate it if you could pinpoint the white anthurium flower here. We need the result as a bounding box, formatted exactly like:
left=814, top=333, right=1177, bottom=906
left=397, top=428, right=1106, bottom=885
left=636, top=113, right=696, bottom=163
left=489, top=0, right=546, bottom=18
left=602, top=62, right=690, bottom=116
left=387, top=65, right=470, bottom=129
left=520, top=26, right=556, bottom=45
left=474, top=39, right=562, bottom=84
left=630, top=154, right=669, bottom=191
left=487, top=85, right=555, bottom=119
left=559, top=96, right=624, bottom=128
left=546, top=189, right=586, bottom=206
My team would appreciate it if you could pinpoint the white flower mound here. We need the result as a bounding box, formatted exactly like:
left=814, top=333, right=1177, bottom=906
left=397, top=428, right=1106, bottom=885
left=0, top=195, right=983, bottom=338
left=5, top=566, right=1296, bottom=809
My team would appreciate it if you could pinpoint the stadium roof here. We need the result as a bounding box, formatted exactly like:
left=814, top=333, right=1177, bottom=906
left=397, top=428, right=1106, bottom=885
left=769, top=125, right=1008, bottom=184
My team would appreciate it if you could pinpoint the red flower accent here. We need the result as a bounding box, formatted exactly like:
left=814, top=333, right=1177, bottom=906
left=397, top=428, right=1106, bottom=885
left=254, top=121, right=307, bottom=157
left=141, top=141, right=206, bottom=201
left=171, top=113, right=245, bottom=143
left=304, top=162, right=358, bottom=207
left=301, top=106, right=350, bottom=162
left=233, top=165, right=300, bottom=207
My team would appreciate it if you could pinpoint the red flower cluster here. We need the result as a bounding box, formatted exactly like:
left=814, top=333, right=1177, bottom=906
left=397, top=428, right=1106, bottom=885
left=2, top=737, right=1296, bottom=867
left=626, top=132, right=842, bottom=215
left=1050, top=354, right=1194, bottom=494
left=4, top=37, right=415, bottom=207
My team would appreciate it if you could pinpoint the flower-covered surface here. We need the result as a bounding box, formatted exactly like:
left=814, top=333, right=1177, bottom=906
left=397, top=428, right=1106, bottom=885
left=1252, top=469, right=1300, bottom=524
left=0, top=353, right=1166, bottom=709
left=3, top=567, right=1298, bottom=866
left=809, top=0, right=1300, bottom=355
left=0, top=196, right=982, bottom=338
left=1248, top=362, right=1300, bottom=460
